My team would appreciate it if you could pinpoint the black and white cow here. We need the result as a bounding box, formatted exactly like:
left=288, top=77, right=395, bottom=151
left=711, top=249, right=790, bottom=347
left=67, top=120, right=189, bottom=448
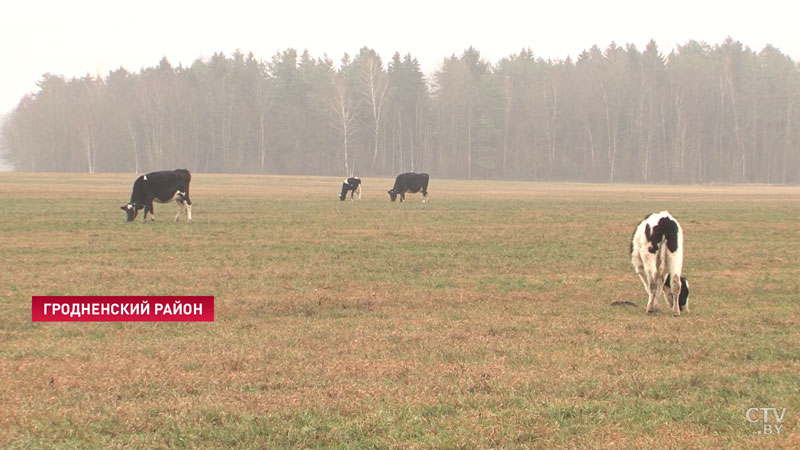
left=339, top=177, right=362, bottom=201
left=120, top=169, right=192, bottom=222
left=387, top=172, right=429, bottom=203
left=630, top=211, right=689, bottom=315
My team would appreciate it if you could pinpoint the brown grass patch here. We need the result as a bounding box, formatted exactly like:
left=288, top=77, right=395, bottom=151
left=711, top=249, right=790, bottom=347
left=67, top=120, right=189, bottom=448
left=1, top=173, right=799, bottom=448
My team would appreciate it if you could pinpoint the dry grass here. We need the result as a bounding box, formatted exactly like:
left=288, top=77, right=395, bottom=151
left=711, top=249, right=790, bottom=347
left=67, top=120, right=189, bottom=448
left=1, top=173, right=799, bottom=448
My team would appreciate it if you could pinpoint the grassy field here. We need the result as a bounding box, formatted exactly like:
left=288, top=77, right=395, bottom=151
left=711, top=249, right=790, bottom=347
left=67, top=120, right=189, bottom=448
left=1, top=173, right=798, bottom=449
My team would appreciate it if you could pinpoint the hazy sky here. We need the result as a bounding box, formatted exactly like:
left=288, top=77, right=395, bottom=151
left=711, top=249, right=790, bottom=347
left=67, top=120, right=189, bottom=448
left=1, top=0, right=798, bottom=116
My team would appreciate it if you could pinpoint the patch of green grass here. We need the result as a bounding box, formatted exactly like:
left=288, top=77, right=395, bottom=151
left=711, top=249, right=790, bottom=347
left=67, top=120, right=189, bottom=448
left=1, top=174, right=799, bottom=448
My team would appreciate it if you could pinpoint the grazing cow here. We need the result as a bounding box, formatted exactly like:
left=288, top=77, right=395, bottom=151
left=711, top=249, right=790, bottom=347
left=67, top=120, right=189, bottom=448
left=120, top=169, right=192, bottom=222
left=388, top=172, right=429, bottom=202
left=339, top=177, right=362, bottom=201
left=630, top=211, right=689, bottom=315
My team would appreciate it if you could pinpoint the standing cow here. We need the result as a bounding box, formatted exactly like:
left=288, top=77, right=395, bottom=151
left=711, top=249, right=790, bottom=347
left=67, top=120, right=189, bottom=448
left=630, top=211, right=689, bottom=315
left=120, top=169, right=192, bottom=222
left=388, top=172, right=429, bottom=203
left=339, top=177, right=362, bottom=201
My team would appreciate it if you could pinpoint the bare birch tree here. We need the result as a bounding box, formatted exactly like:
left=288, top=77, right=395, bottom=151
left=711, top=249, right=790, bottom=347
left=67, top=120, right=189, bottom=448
left=354, top=49, right=389, bottom=172
left=331, top=73, right=356, bottom=176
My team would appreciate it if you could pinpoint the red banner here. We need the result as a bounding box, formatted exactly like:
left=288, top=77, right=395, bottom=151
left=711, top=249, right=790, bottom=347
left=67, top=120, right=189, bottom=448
left=32, top=296, right=214, bottom=322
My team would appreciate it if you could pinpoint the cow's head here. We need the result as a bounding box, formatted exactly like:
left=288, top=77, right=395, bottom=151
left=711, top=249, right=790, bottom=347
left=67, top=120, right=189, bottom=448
left=387, top=189, right=398, bottom=202
left=678, top=276, right=690, bottom=312
left=120, top=203, right=140, bottom=222
left=665, top=275, right=690, bottom=313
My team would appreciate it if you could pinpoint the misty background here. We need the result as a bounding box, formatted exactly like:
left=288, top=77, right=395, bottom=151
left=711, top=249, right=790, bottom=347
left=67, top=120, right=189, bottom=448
left=2, top=37, right=799, bottom=183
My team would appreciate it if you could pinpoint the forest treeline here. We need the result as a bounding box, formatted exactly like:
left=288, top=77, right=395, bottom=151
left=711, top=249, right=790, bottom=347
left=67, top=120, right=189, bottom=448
left=2, top=37, right=799, bottom=183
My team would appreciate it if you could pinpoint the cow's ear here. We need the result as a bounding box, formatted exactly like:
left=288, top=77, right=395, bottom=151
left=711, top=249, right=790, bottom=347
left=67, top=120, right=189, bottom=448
left=121, top=205, right=127, bottom=211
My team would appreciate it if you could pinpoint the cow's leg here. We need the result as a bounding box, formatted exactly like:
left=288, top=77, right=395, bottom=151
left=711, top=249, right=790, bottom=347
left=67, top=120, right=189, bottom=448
left=661, top=286, right=673, bottom=310
left=656, top=279, right=671, bottom=311
left=175, top=191, right=192, bottom=222
left=633, top=259, right=659, bottom=314
left=669, top=274, right=682, bottom=316
left=400, top=192, right=405, bottom=202
left=183, top=193, right=192, bottom=222
left=144, top=201, right=155, bottom=221
left=633, top=263, right=649, bottom=295
left=355, top=184, right=361, bottom=201
left=422, top=190, right=428, bottom=203
left=646, top=277, right=660, bottom=314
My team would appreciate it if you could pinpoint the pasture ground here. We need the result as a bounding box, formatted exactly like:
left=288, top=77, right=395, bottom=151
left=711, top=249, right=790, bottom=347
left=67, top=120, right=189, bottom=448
left=0, top=173, right=798, bottom=448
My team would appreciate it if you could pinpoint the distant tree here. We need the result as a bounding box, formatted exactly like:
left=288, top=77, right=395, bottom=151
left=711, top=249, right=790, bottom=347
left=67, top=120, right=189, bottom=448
left=434, top=47, right=494, bottom=178
left=2, top=40, right=798, bottom=183
left=387, top=52, right=430, bottom=174
left=330, top=54, right=356, bottom=176
left=352, top=47, right=389, bottom=173
left=638, top=40, right=667, bottom=181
